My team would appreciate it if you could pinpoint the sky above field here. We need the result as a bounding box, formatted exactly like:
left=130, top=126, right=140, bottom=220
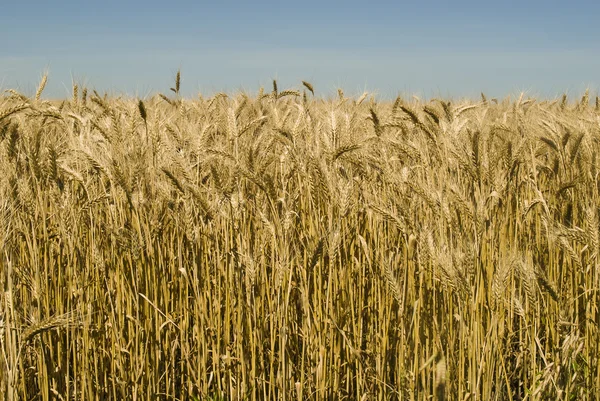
left=1, top=0, right=599, bottom=100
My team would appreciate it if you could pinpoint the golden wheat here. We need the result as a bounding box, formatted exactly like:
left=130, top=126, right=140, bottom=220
left=0, top=78, right=598, bottom=400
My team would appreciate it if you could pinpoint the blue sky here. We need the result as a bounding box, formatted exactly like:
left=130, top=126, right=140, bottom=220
left=1, top=1, right=599, bottom=100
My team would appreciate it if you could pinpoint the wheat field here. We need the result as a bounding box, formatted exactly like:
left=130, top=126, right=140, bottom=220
left=0, top=73, right=599, bottom=400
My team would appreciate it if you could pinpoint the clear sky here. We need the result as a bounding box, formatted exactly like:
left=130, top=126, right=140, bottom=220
left=1, top=1, right=599, bottom=100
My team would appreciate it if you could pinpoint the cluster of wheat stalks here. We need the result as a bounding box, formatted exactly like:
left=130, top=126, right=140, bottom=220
left=0, top=73, right=599, bottom=400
